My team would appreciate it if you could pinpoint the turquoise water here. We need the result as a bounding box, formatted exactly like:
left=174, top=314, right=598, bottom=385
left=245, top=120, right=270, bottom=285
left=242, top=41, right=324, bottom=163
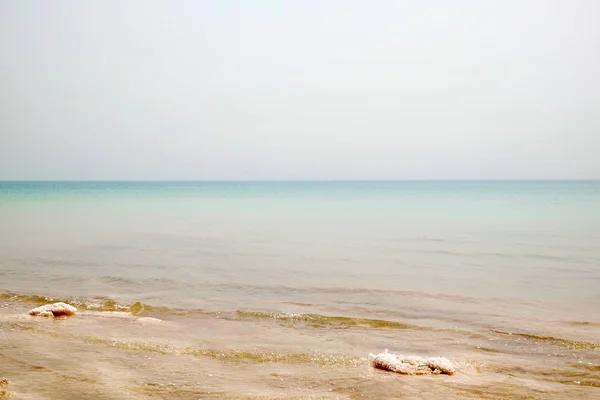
left=2, top=180, right=599, bottom=200
left=1, top=181, right=599, bottom=332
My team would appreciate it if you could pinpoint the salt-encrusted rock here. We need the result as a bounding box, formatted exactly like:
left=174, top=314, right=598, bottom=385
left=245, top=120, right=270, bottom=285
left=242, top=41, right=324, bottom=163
left=29, top=302, right=77, bottom=317
left=426, top=356, right=456, bottom=374
left=0, top=377, right=8, bottom=398
left=370, top=350, right=456, bottom=375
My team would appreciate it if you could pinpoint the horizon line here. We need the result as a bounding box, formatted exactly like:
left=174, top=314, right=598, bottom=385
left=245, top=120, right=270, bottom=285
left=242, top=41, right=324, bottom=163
left=1, top=179, right=599, bottom=183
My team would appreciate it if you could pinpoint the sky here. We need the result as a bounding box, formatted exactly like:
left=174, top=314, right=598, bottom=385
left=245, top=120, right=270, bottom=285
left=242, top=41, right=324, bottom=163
left=1, top=0, right=599, bottom=180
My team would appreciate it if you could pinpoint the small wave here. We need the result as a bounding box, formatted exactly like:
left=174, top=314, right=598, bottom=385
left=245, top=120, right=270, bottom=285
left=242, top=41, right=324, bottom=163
left=183, top=348, right=361, bottom=366
left=315, top=287, right=479, bottom=303
left=99, top=276, right=138, bottom=286
left=126, top=384, right=222, bottom=399
left=282, top=301, right=316, bottom=307
left=493, top=330, right=600, bottom=350
left=563, top=320, right=600, bottom=327
left=235, top=311, right=421, bottom=330
left=6, top=321, right=362, bottom=366
left=4, top=291, right=595, bottom=350
left=468, top=345, right=503, bottom=354
left=0, top=353, right=98, bottom=385
left=570, top=363, right=600, bottom=373
left=495, top=363, right=600, bottom=388
left=74, top=299, right=149, bottom=315
left=0, top=293, right=58, bottom=306
left=565, top=381, right=600, bottom=388
left=0, top=291, right=433, bottom=332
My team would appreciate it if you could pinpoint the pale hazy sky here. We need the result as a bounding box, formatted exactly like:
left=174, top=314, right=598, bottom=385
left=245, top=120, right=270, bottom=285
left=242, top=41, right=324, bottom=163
left=1, top=0, right=599, bottom=180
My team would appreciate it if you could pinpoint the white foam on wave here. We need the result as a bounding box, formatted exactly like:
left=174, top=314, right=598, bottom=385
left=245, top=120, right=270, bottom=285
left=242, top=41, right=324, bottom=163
left=29, top=302, right=77, bottom=317
left=370, top=349, right=456, bottom=375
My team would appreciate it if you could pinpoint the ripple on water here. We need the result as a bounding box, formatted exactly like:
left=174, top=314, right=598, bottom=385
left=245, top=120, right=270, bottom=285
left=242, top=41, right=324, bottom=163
left=234, top=310, right=421, bottom=330
left=492, top=330, right=600, bottom=351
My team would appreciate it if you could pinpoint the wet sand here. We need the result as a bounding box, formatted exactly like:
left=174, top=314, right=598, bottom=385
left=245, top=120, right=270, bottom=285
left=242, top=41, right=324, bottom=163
left=1, top=296, right=598, bottom=399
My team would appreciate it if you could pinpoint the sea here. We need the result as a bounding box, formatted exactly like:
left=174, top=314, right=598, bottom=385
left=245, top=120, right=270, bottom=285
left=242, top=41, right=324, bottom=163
left=0, top=181, right=599, bottom=399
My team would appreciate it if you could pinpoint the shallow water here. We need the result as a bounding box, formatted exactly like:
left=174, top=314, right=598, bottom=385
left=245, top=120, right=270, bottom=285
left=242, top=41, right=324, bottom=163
left=1, top=181, right=599, bottom=398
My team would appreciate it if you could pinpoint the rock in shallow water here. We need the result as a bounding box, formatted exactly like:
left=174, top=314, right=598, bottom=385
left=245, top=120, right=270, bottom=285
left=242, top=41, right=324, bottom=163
left=0, top=378, right=8, bottom=398
left=370, top=350, right=456, bottom=375
left=29, top=302, right=77, bottom=317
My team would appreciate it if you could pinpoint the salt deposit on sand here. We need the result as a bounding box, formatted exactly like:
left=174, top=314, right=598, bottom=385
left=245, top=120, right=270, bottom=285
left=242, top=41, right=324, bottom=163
left=135, top=317, right=163, bottom=324
left=370, top=350, right=456, bottom=375
left=29, top=302, right=77, bottom=317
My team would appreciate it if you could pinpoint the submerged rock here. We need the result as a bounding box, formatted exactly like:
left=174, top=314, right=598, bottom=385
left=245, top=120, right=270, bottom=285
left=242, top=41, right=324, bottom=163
left=370, top=350, right=456, bottom=375
left=29, top=302, right=77, bottom=317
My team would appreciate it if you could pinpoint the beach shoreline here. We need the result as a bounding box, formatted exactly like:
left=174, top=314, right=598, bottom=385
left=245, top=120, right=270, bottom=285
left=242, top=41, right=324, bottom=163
left=1, top=294, right=598, bottom=399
